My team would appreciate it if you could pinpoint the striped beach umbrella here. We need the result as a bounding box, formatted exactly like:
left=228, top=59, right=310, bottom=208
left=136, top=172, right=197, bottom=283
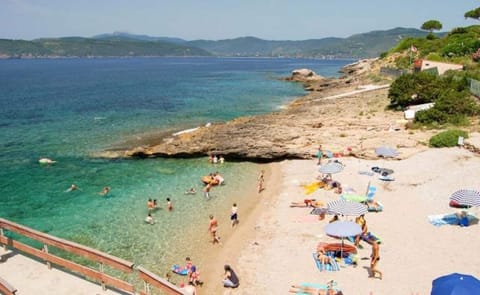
left=327, top=199, right=368, bottom=216
left=449, top=189, right=480, bottom=207
left=318, top=161, right=344, bottom=175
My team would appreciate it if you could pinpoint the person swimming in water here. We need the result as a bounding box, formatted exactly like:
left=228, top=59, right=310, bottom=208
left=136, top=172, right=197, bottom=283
left=185, top=188, right=197, bottom=195
left=99, top=186, right=110, bottom=196
left=66, top=184, right=79, bottom=192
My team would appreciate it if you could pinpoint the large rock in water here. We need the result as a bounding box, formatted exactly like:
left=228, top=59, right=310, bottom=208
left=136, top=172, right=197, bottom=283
left=288, top=68, right=324, bottom=81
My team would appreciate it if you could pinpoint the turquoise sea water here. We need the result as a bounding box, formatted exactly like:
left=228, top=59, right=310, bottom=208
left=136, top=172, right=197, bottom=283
left=0, top=57, right=352, bottom=275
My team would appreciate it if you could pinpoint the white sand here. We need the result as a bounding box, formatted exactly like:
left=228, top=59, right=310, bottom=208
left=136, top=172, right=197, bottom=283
left=231, top=148, right=480, bottom=295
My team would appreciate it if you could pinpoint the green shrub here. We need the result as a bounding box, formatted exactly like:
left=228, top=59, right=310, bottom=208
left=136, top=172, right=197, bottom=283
left=429, top=129, right=468, bottom=147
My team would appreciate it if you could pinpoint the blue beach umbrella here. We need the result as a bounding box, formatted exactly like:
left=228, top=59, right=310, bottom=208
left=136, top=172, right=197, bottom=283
left=431, top=273, right=480, bottom=295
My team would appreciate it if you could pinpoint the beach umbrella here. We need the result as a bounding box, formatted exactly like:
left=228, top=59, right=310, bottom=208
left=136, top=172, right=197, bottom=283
left=324, top=221, right=361, bottom=258
left=318, top=161, right=344, bottom=175
left=327, top=199, right=368, bottom=216
left=449, top=189, right=480, bottom=207
left=431, top=273, right=480, bottom=295
left=375, top=146, right=398, bottom=158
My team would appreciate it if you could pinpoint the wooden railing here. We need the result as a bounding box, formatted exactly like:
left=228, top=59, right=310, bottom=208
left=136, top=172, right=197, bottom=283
left=0, top=277, right=17, bottom=295
left=0, top=218, right=185, bottom=295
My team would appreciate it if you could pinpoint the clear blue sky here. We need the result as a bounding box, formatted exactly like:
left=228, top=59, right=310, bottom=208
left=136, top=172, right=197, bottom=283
left=1, top=0, right=478, bottom=40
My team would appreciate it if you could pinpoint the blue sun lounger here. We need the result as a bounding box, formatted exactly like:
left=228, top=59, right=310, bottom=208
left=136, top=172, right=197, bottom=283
left=312, top=253, right=340, bottom=272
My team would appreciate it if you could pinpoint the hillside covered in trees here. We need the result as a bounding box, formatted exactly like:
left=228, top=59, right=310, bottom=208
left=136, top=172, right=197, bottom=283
left=0, top=27, right=430, bottom=59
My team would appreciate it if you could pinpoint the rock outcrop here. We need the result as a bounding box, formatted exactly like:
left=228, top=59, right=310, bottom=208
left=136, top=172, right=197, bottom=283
left=93, top=59, right=451, bottom=162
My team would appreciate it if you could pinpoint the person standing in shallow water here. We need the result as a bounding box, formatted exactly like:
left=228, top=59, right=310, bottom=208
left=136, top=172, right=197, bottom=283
left=257, top=170, right=265, bottom=193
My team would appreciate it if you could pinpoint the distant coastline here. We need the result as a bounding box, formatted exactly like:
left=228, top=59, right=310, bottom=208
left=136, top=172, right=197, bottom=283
left=0, top=27, right=431, bottom=59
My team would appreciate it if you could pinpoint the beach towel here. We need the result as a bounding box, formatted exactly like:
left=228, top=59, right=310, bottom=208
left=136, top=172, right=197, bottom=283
left=292, top=282, right=341, bottom=295
left=312, top=252, right=339, bottom=272
left=428, top=213, right=479, bottom=227
left=302, top=181, right=323, bottom=195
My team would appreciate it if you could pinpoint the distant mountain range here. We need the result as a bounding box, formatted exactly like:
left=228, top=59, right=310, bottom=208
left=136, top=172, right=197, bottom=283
left=0, top=27, right=433, bottom=59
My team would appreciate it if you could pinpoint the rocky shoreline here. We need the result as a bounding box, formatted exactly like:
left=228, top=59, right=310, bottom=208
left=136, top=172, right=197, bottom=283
left=94, top=59, right=440, bottom=161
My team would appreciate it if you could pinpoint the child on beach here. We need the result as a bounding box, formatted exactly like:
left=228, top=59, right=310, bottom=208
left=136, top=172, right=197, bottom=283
left=166, top=198, right=173, bottom=211
left=145, top=213, right=154, bottom=225
left=230, top=203, right=239, bottom=227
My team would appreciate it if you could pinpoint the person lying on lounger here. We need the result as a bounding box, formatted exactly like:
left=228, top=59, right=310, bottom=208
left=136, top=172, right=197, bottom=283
left=316, top=244, right=332, bottom=265
left=289, top=283, right=343, bottom=295
left=290, top=199, right=323, bottom=208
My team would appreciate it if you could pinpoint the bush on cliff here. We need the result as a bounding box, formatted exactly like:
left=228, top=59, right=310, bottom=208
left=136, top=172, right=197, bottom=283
left=429, top=130, right=469, bottom=147
left=388, top=72, right=441, bottom=108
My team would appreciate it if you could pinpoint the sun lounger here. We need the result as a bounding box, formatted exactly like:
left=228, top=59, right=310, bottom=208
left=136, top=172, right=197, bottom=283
left=290, top=282, right=341, bottom=295
left=312, top=253, right=340, bottom=272
left=365, top=201, right=383, bottom=212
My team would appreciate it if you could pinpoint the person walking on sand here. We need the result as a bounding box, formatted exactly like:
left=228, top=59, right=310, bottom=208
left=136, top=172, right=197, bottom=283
left=257, top=170, right=265, bottom=193
left=317, top=145, right=324, bottom=165
left=230, top=203, right=239, bottom=227
left=166, top=198, right=173, bottom=211
left=369, top=239, right=382, bottom=280
left=354, top=214, right=367, bottom=248
left=208, top=214, right=221, bottom=244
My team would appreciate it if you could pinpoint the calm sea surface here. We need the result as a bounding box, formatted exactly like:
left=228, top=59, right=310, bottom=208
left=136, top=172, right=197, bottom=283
left=0, top=57, right=352, bottom=274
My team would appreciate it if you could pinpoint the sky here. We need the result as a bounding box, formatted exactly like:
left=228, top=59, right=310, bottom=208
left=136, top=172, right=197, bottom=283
left=1, top=0, right=479, bottom=41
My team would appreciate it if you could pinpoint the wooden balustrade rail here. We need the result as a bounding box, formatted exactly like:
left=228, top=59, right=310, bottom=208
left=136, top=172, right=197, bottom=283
left=0, top=218, right=134, bottom=294
left=0, top=218, right=185, bottom=295
left=137, top=266, right=184, bottom=295
left=0, top=277, right=17, bottom=295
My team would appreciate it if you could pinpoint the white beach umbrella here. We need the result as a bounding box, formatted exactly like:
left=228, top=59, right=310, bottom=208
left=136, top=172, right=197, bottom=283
left=318, top=161, right=344, bottom=175
left=375, top=146, right=398, bottom=158
left=324, top=221, right=361, bottom=258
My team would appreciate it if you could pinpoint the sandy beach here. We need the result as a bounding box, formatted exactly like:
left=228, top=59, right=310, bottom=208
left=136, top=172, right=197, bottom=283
left=199, top=146, right=480, bottom=295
